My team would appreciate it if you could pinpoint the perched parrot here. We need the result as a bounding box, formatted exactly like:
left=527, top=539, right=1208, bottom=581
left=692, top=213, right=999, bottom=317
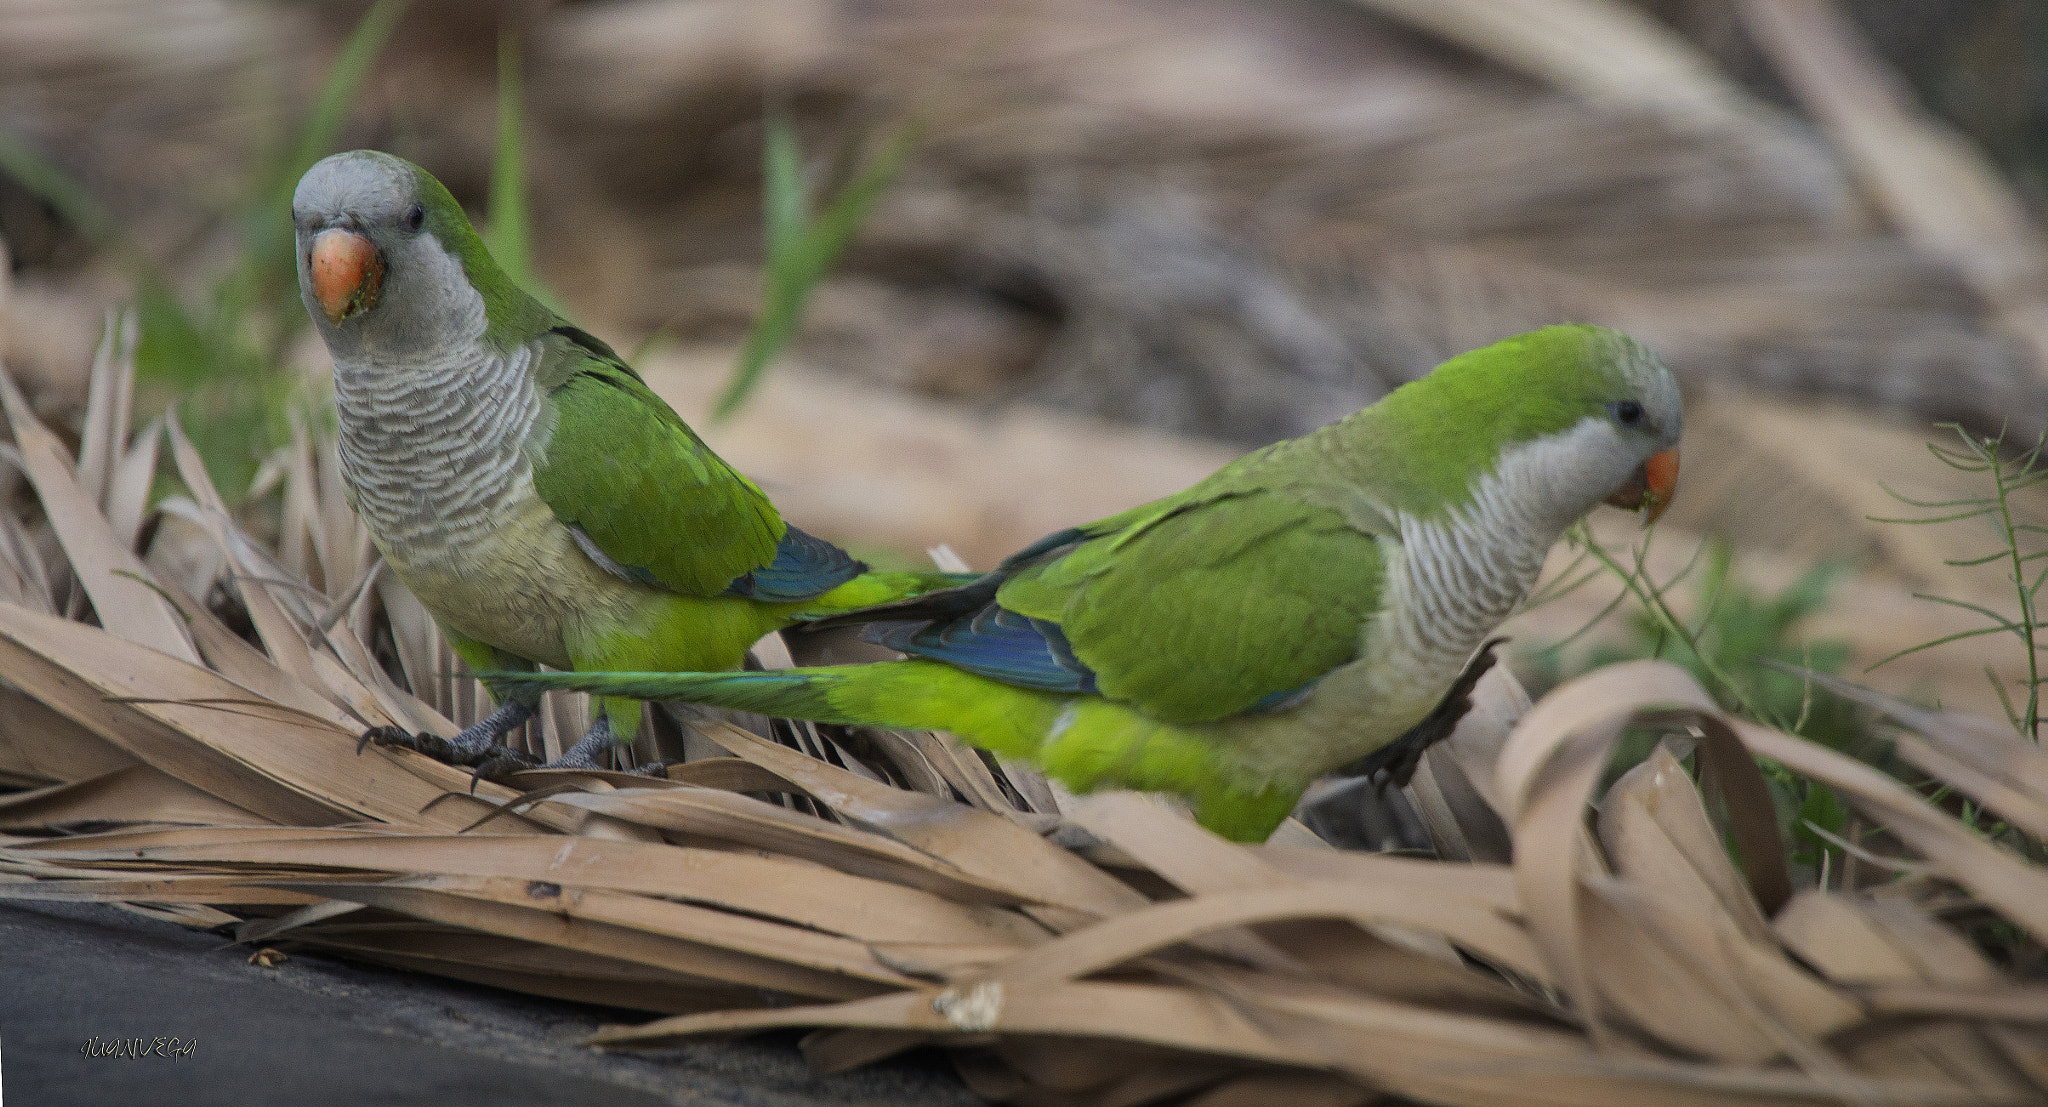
left=291, top=150, right=967, bottom=773
left=482, top=324, right=1681, bottom=840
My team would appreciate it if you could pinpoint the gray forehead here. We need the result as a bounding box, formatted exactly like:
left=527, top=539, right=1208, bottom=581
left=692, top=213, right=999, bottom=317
left=1624, top=344, right=1683, bottom=436
left=1609, top=335, right=1677, bottom=401
left=1639, top=351, right=1681, bottom=414
left=293, top=152, right=415, bottom=220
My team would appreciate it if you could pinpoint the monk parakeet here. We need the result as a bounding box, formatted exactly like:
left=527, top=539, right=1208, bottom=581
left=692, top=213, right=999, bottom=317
left=484, top=325, right=1679, bottom=841
left=291, top=150, right=966, bottom=774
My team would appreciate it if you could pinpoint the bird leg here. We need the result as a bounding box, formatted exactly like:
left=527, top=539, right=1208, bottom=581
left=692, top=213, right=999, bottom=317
left=545, top=715, right=616, bottom=770
left=1338, top=637, right=1506, bottom=792
left=511, top=715, right=673, bottom=777
left=359, top=700, right=540, bottom=774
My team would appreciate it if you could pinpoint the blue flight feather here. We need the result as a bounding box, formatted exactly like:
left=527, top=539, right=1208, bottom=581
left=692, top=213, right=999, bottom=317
left=867, top=605, right=1098, bottom=693
left=725, top=524, right=865, bottom=602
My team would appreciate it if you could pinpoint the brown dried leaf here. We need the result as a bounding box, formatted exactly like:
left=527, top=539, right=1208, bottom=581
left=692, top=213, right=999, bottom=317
left=1734, top=717, right=2048, bottom=943
left=104, top=831, right=1044, bottom=947
left=0, top=602, right=543, bottom=832
left=522, top=785, right=1036, bottom=905
left=699, top=719, right=1151, bottom=919
left=0, top=765, right=266, bottom=828
left=0, top=362, right=197, bottom=662
left=281, top=875, right=917, bottom=1000
left=0, top=684, right=137, bottom=784
left=105, top=415, right=160, bottom=554
left=72, top=309, right=134, bottom=512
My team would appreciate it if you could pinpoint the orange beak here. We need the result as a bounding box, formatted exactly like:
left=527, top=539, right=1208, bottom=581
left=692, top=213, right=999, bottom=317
left=1604, top=447, right=1680, bottom=524
left=308, top=228, right=384, bottom=325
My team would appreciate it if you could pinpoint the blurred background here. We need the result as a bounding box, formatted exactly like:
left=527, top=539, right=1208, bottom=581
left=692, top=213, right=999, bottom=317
left=4, top=0, right=2048, bottom=722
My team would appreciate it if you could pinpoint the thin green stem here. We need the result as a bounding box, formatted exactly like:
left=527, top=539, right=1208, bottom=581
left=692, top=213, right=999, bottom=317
left=1987, top=441, right=2043, bottom=739
left=1582, top=536, right=1774, bottom=725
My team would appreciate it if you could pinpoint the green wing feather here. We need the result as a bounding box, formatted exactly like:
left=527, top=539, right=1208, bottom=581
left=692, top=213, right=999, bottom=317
left=998, top=483, right=1388, bottom=724
left=529, top=327, right=784, bottom=596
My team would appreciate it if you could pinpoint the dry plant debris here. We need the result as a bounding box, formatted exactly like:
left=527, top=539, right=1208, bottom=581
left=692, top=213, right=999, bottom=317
left=0, top=328, right=2045, bottom=1106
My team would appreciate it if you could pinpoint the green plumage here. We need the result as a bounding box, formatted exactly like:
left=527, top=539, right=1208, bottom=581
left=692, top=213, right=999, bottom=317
left=483, top=323, right=1685, bottom=836
left=999, top=492, right=1383, bottom=723
left=1331, top=325, right=1655, bottom=516
left=293, top=150, right=966, bottom=764
left=531, top=330, right=784, bottom=595
left=489, top=662, right=1304, bottom=840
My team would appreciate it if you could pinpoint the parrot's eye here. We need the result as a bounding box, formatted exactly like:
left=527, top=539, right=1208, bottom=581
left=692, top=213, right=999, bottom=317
left=1610, top=400, right=1644, bottom=426
left=404, top=204, right=425, bottom=232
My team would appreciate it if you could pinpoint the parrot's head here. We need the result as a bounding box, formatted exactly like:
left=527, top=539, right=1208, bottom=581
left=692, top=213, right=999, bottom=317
left=1379, top=324, right=1681, bottom=531
left=1573, top=327, right=1682, bottom=526
left=292, top=150, right=530, bottom=360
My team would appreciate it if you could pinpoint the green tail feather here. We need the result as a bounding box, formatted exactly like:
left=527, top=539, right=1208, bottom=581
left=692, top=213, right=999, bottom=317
left=481, top=660, right=1304, bottom=842
left=794, top=571, right=978, bottom=619
left=482, top=666, right=849, bottom=722
left=478, top=659, right=1054, bottom=741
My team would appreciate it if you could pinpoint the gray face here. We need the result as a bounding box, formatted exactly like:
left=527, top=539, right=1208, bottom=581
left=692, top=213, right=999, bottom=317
left=292, top=151, right=484, bottom=361
left=1597, top=339, right=1683, bottom=517
left=1602, top=331, right=1684, bottom=457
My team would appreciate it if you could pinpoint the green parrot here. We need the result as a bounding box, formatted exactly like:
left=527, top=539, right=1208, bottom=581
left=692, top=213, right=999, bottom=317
left=481, top=325, right=1681, bottom=840
left=291, top=150, right=966, bottom=773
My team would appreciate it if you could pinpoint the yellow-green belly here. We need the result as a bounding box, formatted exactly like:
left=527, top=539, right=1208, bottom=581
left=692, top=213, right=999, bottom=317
left=377, top=491, right=780, bottom=675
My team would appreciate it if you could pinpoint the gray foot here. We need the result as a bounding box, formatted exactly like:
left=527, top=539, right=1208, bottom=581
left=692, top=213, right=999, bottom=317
left=545, top=716, right=615, bottom=770
left=531, top=716, right=673, bottom=777
left=360, top=700, right=540, bottom=777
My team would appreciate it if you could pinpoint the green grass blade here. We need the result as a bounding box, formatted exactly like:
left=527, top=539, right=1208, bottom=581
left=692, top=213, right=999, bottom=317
left=1947, top=548, right=2028, bottom=567
left=1908, top=592, right=2025, bottom=629
left=481, top=28, right=566, bottom=318
left=290, top=0, right=409, bottom=182
left=487, top=29, right=533, bottom=289
left=246, top=0, right=410, bottom=287
left=793, top=120, right=918, bottom=286
left=714, top=118, right=917, bottom=420
left=1866, top=507, right=1993, bottom=525
left=1991, top=666, right=2026, bottom=732
left=1545, top=577, right=1634, bottom=653
left=762, top=115, right=808, bottom=265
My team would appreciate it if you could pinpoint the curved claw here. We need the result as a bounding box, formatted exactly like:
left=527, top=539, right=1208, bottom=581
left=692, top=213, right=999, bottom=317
left=467, top=749, right=542, bottom=793
left=357, top=725, right=414, bottom=756
left=358, top=725, right=467, bottom=762
left=358, top=721, right=539, bottom=790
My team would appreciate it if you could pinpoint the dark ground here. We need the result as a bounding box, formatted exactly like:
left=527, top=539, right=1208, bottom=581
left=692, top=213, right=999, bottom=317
left=0, top=900, right=982, bottom=1107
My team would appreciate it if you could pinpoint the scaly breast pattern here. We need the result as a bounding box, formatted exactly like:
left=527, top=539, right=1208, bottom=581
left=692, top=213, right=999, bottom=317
left=334, top=342, right=625, bottom=669
left=1224, top=439, right=1583, bottom=786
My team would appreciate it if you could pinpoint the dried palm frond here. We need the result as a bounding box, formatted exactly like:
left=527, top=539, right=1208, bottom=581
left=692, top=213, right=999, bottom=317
left=1, top=315, right=2045, bottom=1107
